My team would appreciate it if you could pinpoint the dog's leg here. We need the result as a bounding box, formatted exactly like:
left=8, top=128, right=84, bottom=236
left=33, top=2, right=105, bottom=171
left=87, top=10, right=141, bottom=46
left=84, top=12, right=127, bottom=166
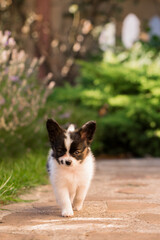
left=73, top=184, right=89, bottom=211
left=55, top=187, right=73, bottom=217
left=70, top=191, right=76, bottom=205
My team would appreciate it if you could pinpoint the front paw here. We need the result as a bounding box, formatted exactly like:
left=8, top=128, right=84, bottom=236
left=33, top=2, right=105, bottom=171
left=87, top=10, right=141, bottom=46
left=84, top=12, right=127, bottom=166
left=73, top=203, right=83, bottom=211
left=62, top=208, right=74, bottom=217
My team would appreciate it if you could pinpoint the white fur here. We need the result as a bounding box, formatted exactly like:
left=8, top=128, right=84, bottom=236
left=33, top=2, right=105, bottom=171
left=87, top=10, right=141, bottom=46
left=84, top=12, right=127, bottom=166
left=64, top=131, right=73, bottom=154
left=67, top=124, right=75, bottom=132
left=47, top=148, right=95, bottom=217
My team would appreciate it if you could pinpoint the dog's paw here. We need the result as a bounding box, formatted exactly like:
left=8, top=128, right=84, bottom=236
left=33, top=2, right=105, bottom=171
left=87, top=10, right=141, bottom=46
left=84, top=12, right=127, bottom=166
left=73, top=204, right=83, bottom=211
left=62, top=208, right=74, bottom=217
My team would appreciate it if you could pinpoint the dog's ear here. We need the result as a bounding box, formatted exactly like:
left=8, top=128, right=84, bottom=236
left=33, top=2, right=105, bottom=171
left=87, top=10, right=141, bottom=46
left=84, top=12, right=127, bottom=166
left=79, top=121, right=96, bottom=144
left=46, top=119, right=64, bottom=146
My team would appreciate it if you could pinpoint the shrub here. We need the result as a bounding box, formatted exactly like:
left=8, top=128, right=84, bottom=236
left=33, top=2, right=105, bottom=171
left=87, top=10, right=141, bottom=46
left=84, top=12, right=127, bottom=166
left=48, top=42, right=160, bottom=156
left=0, top=31, right=52, bottom=156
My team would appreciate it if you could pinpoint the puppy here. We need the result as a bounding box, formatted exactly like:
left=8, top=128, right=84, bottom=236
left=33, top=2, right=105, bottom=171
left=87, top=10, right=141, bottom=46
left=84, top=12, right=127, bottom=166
left=46, top=119, right=96, bottom=217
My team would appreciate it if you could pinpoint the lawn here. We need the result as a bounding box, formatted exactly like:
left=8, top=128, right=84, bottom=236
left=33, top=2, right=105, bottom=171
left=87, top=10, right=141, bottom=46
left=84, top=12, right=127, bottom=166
left=0, top=151, right=48, bottom=204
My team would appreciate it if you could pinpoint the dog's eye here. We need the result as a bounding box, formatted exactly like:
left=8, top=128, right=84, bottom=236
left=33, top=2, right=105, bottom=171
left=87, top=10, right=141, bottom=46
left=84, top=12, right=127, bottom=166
left=74, top=150, right=81, bottom=155
left=57, top=149, right=63, bottom=153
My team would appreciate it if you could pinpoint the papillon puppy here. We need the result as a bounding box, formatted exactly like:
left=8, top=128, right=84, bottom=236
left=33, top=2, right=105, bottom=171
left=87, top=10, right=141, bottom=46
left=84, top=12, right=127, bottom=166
left=46, top=119, right=96, bottom=217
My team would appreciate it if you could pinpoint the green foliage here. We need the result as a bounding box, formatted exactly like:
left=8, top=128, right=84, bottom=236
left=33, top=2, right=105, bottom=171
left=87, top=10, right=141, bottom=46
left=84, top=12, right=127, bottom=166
left=49, top=42, right=160, bottom=156
left=0, top=151, right=48, bottom=203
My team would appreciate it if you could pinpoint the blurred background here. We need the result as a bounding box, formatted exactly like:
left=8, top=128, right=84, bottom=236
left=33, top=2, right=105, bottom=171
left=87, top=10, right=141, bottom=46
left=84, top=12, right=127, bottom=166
left=0, top=0, right=160, bottom=202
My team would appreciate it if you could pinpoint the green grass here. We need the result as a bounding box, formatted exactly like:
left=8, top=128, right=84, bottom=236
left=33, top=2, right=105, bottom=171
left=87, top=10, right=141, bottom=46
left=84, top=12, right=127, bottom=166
left=0, top=150, right=48, bottom=204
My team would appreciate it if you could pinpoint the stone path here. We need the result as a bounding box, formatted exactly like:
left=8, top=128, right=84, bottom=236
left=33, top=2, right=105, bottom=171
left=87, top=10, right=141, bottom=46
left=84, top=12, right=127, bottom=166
left=0, top=159, right=160, bottom=240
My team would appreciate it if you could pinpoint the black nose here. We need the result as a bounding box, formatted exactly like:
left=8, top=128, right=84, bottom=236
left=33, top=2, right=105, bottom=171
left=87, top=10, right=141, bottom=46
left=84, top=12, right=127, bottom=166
left=65, top=160, right=71, bottom=166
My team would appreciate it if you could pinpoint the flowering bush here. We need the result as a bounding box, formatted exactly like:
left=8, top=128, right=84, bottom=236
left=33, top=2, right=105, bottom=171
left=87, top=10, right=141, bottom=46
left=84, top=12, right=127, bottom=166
left=0, top=31, right=52, bottom=132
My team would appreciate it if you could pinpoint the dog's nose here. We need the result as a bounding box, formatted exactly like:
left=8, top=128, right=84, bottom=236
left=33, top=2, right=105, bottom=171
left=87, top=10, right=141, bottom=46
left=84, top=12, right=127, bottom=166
left=65, top=160, right=72, bottom=166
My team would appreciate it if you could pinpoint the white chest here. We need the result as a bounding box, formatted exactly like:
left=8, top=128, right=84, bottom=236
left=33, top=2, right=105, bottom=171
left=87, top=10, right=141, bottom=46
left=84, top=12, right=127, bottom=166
left=50, top=153, right=95, bottom=191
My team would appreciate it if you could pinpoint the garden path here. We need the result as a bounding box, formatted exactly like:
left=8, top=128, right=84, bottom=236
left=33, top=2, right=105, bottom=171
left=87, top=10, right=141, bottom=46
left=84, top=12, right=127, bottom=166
left=0, top=159, right=160, bottom=240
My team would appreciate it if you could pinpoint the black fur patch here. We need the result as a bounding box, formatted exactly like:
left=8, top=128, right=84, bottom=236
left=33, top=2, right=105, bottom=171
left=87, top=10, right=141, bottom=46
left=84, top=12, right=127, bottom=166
left=46, top=119, right=67, bottom=164
left=69, top=121, right=96, bottom=161
left=46, top=119, right=65, bottom=148
left=70, top=131, right=89, bottom=161
left=52, top=139, right=67, bottom=161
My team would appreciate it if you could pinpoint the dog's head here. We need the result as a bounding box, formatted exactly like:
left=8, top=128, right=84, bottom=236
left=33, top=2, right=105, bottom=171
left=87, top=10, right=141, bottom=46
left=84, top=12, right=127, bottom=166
left=46, top=119, right=96, bottom=167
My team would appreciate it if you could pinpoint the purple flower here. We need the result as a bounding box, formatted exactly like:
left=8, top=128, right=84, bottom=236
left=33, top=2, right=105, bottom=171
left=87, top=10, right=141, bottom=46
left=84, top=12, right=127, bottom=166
left=0, top=97, right=5, bottom=105
left=5, top=31, right=11, bottom=37
left=9, top=76, right=19, bottom=82
left=5, top=39, right=9, bottom=46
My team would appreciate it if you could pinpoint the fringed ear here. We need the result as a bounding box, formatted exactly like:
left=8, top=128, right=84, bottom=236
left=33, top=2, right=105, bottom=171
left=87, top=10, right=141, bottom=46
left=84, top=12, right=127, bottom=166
left=79, top=121, right=96, bottom=144
left=46, top=119, right=64, bottom=146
